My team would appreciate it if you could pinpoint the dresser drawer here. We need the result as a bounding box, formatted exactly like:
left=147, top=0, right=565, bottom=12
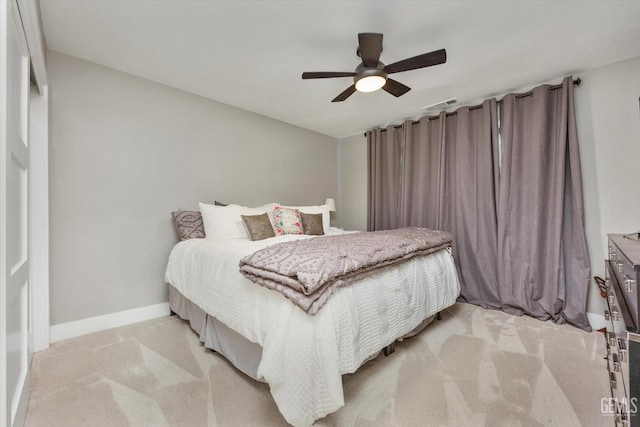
left=607, top=234, right=640, bottom=426
left=609, top=236, right=640, bottom=333
left=608, top=261, right=636, bottom=333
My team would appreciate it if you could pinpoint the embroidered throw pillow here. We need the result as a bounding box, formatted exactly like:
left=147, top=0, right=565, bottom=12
left=301, top=212, right=324, bottom=235
left=241, top=213, right=276, bottom=241
left=171, top=210, right=205, bottom=240
left=269, top=205, right=303, bottom=236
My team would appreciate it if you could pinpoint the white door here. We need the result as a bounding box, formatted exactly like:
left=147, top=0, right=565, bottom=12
left=1, top=0, right=31, bottom=426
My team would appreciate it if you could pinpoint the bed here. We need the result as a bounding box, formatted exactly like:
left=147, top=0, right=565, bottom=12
left=165, top=203, right=460, bottom=426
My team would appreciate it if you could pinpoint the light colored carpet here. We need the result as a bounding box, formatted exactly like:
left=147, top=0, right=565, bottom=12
left=25, top=303, right=612, bottom=426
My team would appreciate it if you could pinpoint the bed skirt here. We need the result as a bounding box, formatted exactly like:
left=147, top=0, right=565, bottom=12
left=169, top=285, right=265, bottom=381
left=168, top=284, right=437, bottom=383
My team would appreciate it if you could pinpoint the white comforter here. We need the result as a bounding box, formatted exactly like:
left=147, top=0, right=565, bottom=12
left=164, top=230, right=460, bottom=426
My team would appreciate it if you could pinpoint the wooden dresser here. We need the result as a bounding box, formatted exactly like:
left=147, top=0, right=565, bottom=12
left=606, top=233, right=640, bottom=426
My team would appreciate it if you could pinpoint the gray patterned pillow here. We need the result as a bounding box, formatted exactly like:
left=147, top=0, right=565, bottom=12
left=171, top=210, right=205, bottom=240
left=301, top=212, right=324, bottom=235
left=241, top=213, right=276, bottom=241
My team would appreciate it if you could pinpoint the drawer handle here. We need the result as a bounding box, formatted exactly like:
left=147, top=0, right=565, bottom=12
left=617, top=261, right=625, bottom=273
left=610, top=371, right=617, bottom=389
left=611, top=306, right=620, bottom=321
left=621, top=411, right=629, bottom=424
left=618, top=338, right=627, bottom=363
left=611, top=253, right=618, bottom=262
left=608, top=332, right=617, bottom=346
left=618, top=338, right=627, bottom=351
left=605, top=310, right=610, bottom=321
left=606, top=279, right=612, bottom=290
left=624, top=275, right=636, bottom=292
left=608, top=292, right=616, bottom=304
left=613, top=353, right=621, bottom=372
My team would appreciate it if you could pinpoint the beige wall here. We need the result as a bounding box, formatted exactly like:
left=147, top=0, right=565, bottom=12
left=338, top=55, right=640, bottom=319
left=576, top=56, right=640, bottom=318
left=336, top=133, right=367, bottom=231
left=48, top=51, right=338, bottom=325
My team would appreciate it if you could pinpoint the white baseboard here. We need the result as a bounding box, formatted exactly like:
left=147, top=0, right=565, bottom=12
left=48, top=303, right=606, bottom=343
left=50, top=302, right=171, bottom=344
left=587, top=312, right=606, bottom=331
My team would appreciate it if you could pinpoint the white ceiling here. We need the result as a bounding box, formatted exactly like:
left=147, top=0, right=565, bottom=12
left=40, top=1, right=640, bottom=138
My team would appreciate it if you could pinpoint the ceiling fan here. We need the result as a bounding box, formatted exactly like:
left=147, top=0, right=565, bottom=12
left=302, top=33, right=446, bottom=102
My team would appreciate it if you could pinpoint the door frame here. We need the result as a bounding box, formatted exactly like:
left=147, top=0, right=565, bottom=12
left=0, top=1, right=48, bottom=426
left=1, top=1, right=32, bottom=425
left=19, top=0, right=50, bottom=353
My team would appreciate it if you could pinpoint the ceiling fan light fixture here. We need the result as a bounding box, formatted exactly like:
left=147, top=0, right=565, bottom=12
left=301, top=33, right=446, bottom=102
left=355, top=75, right=386, bottom=92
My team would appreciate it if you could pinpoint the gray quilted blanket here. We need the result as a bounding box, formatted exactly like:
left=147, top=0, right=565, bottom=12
left=239, top=227, right=453, bottom=315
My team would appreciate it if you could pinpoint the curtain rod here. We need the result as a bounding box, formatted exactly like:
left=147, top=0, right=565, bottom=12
left=364, top=78, right=582, bottom=135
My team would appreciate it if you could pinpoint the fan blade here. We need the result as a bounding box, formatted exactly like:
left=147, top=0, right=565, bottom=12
left=383, top=78, right=411, bottom=97
left=302, top=71, right=355, bottom=79
left=384, top=48, right=447, bottom=74
left=332, top=85, right=357, bottom=102
left=358, top=33, right=383, bottom=68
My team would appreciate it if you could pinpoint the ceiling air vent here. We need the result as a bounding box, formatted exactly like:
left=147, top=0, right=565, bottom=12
left=422, top=98, right=457, bottom=112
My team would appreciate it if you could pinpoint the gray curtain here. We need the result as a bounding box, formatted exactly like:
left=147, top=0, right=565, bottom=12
left=399, top=113, right=446, bottom=230
left=498, top=76, right=591, bottom=330
left=396, top=102, right=501, bottom=306
left=445, top=100, right=502, bottom=308
left=366, top=76, right=591, bottom=331
left=367, top=126, right=403, bottom=231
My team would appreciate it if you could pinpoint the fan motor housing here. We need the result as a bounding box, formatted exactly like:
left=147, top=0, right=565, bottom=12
left=353, top=63, right=388, bottom=85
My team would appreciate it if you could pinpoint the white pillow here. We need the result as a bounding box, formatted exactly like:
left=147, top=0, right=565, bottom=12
left=199, top=202, right=263, bottom=240
left=258, top=202, right=277, bottom=212
left=282, top=204, right=330, bottom=233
